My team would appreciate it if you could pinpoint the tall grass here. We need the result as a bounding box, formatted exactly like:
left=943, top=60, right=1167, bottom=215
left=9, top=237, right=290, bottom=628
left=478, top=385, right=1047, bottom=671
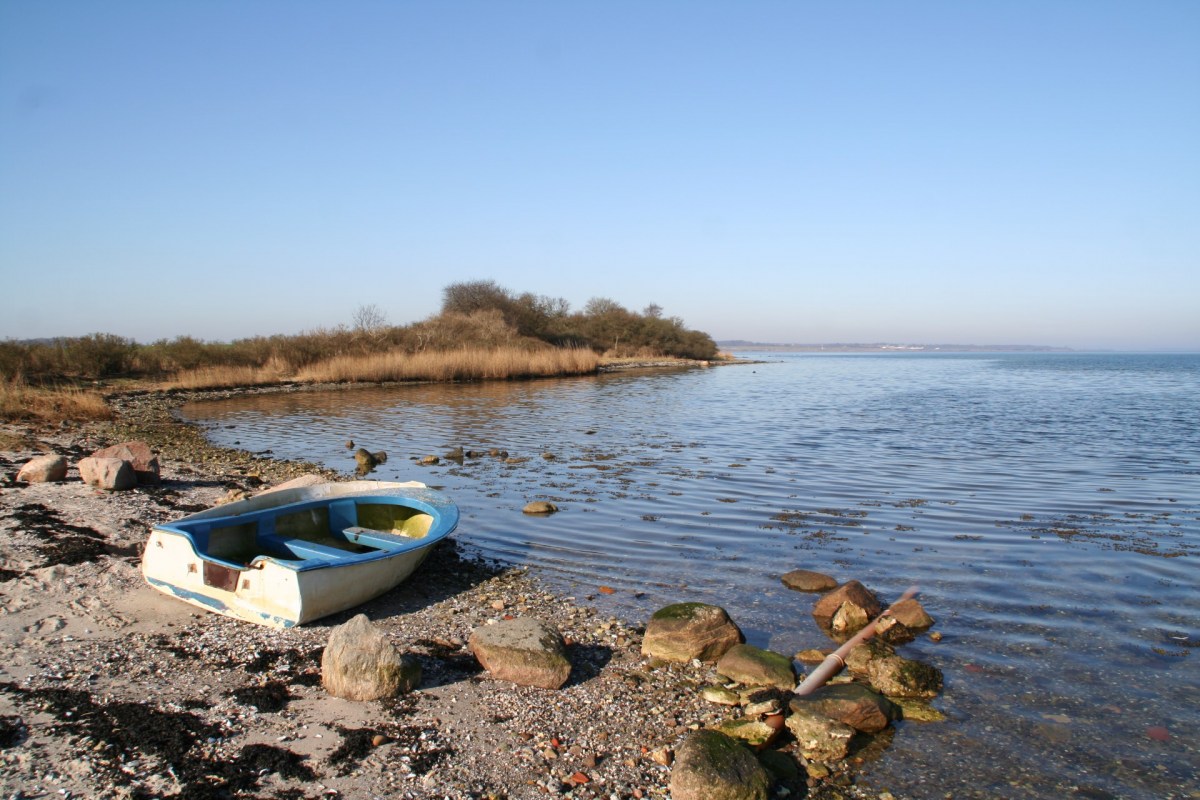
left=294, top=346, right=600, bottom=383
left=0, top=378, right=114, bottom=423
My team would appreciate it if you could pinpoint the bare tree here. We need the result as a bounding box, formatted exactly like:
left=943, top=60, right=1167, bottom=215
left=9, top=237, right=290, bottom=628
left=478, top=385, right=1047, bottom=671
left=352, top=304, right=389, bottom=344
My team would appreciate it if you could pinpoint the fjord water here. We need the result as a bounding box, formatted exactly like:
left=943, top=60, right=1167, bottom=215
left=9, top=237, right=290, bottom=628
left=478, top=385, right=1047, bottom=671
left=181, top=353, right=1199, bottom=798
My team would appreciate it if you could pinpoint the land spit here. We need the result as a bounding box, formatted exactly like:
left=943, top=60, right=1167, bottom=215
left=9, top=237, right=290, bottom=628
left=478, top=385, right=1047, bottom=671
left=0, top=385, right=892, bottom=800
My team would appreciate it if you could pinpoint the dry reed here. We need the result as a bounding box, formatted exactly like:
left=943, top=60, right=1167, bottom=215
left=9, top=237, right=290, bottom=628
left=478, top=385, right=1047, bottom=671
left=294, top=347, right=600, bottom=383
left=0, top=379, right=114, bottom=423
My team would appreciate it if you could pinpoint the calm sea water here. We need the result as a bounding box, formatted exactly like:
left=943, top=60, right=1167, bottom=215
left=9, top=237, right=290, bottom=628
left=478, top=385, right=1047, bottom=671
left=180, top=352, right=1199, bottom=799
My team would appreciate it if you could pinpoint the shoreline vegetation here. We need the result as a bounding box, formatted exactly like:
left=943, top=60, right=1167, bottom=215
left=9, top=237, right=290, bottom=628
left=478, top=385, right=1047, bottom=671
left=2, top=279, right=730, bottom=424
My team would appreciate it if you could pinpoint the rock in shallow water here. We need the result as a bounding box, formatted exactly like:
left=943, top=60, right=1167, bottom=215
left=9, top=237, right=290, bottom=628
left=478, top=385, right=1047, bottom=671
left=780, top=568, right=838, bottom=592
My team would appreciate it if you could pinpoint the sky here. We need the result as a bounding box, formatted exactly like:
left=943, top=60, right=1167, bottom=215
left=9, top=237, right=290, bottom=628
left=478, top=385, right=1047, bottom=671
left=1, top=1, right=1198, bottom=351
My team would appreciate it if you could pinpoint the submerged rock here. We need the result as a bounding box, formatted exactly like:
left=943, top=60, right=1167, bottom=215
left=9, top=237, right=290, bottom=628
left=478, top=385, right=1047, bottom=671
left=780, top=569, right=838, bottom=593
left=642, top=602, right=743, bottom=663
left=866, top=654, right=943, bottom=699
left=522, top=501, right=559, bottom=515
left=669, top=729, right=772, bottom=800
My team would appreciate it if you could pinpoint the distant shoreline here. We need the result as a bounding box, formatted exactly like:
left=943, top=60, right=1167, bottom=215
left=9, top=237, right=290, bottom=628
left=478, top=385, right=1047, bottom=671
left=718, top=341, right=1076, bottom=353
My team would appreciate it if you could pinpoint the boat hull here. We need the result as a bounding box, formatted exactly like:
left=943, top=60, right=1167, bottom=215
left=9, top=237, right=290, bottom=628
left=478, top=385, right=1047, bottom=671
left=141, top=481, right=458, bottom=628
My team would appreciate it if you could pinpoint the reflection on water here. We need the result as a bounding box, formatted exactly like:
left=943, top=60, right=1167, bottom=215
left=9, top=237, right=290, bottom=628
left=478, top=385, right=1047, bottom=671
left=181, top=354, right=1200, bottom=798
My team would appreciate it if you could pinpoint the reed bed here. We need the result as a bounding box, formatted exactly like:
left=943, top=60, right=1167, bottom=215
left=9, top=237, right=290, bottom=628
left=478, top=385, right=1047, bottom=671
left=163, top=363, right=289, bottom=390
left=0, top=379, right=114, bottom=423
left=294, top=346, right=600, bottom=383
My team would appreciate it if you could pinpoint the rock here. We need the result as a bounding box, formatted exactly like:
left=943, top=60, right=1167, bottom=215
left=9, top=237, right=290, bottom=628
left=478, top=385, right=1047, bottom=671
left=522, top=501, right=559, bottom=515
left=866, top=655, right=943, bottom=699
left=811, top=580, right=882, bottom=634
left=469, top=617, right=572, bottom=689
left=91, top=441, right=159, bottom=485
left=16, top=454, right=68, bottom=483
left=701, top=686, right=741, bottom=706
left=757, top=750, right=801, bottom=783
left=669, top=729, right=772, bottom=800
left=789, top=682, right=900, bottom=734
left=780, top=569, right=838, bottom=593
left=372, top=450, right=387, bottom=464
left=713, top=717, right=781, bottom=750
left=641, top=603, right=743, bottom=663
left=795, top=648, right=831, bottom=664
left=830, top=602, right=870, bottom=635
left=716, top=644, right=797, bottom=691
left=784, top=706, right=856, bottom=763
left=889, top=697, right=947, bottom=722
left=354, top=448, right=379, bottom=473
left=844, top=638, right=896, bottom=676
left=321, top=614, right=421, bottom=701
left=419, top=455, right=440, bottom=465
left=77, top=457, right=136, bottom=491
left=883, top=597, right=935, bottom=631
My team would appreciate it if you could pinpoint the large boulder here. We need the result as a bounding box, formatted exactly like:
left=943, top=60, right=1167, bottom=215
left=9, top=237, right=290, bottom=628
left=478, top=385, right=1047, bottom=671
left=789, top=683, right=900, bottom=734
left=642, top=602, right=743, bottom=663
left=469, top=617, right=572, bottom=689
left=811, top=580, right=882, bottom=636
left=669, top=729, right=772, bottom=800
left=16, top=454, right=68, bottom=484
left=715, top=644, right=797, bottom=691
left=780, top=569, right=838, bottom=593
left=91, top=441, right=159, bottom=485
left=321, top=614, right=421, bottom=701
left=77, top=457, right=136, bottom=491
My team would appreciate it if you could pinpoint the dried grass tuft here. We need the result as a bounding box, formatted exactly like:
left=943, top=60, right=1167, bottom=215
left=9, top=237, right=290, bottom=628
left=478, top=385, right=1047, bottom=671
left=0, top=378, right=114, bottom=423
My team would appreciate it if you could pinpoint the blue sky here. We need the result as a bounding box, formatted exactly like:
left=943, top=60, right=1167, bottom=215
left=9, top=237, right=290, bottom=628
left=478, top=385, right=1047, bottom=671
left=2, top=1, right=1197, bottom=350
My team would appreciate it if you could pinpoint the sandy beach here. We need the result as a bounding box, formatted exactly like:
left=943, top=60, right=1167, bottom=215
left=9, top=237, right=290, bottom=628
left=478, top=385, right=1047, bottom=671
left=0, top=390, right=867, bottom=800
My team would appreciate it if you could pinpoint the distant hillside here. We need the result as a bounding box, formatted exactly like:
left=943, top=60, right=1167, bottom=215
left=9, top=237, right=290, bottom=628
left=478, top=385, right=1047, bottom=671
left=718, top=341, right=1073, bottom=353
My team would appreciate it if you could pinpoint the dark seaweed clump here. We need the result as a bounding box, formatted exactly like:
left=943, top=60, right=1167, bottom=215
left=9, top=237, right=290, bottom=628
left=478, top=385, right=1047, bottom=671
left=4, top=502, right=110, bottom=566
left=0, top=682, right=315, bottom=798
left=230, top=680, right=292, bottom=713
left=327, top=723, right=452, bottom=777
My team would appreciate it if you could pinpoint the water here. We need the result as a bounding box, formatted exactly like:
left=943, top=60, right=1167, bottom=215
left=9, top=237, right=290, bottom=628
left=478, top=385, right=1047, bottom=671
left=180, top=353, right=1200, bottom=798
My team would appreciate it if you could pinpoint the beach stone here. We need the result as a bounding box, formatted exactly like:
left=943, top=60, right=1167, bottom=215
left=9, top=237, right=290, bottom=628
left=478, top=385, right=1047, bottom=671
left=16, top=454, right=68, bottom=483
left=866, top=655, right=943, bottom=699
left=669, top=729, right=772, bottom=800
left=784, top=706, right=856, bottom=763
left=716, top=644, right=797, bottom=691
left=757, top=750, right=801, bottom=783
left=701, top=685, right=741, bottom=706
left=642, top=602, right=743, bottom=663
left=811, top=580, right=882, bottom=633
left=321, top=614, right=421, bottom=701
left=890, top=697, right=948, bottom=722
left=781, top=569, right=838, bottom=592
left=522, top=501, right=559, bottom=515
left=90, top=441, right=159, bottom=485
left=796, top=648, right=831, bottom=664
left=419, top=455, right=440, bottom=465
left=713, top=717, right=782, bottom=750
left=831, top=602, right=870, bottom=635
left=469, top=617, right=572, bottom=689
left=77, top=457, right=136, bottom=491
left=789, top=682, right=900, bottom=734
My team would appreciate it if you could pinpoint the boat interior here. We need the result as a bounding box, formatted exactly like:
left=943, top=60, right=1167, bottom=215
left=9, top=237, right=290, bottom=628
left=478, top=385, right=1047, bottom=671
left=160, top=497, right=436, bottom=570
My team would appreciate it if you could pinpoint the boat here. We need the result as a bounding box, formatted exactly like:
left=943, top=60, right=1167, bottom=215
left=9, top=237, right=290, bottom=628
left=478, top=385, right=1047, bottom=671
left=141, top=480, right=459, bottom=628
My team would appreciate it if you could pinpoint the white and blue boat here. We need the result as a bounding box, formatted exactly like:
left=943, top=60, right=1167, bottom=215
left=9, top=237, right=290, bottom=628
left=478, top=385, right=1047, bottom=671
left=142, top=480, right=458, bottom=628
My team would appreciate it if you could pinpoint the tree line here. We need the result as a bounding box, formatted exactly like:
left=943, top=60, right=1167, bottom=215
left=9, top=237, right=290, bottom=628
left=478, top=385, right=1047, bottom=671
left=0, top=280, right=718, bottom=382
